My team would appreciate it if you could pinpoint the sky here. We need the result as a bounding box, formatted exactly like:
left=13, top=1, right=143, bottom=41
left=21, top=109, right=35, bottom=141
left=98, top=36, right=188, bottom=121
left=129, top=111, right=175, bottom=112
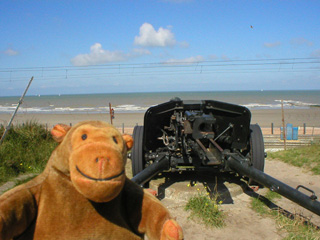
left=1, top=0, right=320, bottom=96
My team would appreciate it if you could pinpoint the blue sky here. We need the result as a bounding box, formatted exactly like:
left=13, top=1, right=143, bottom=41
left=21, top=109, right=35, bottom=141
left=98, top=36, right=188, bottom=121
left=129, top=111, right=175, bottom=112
left=1, top=0, right=319, bottom=96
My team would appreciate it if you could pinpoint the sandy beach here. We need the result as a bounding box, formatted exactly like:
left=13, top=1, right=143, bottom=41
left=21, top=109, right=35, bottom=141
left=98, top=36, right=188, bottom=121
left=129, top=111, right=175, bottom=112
left=1, top=108, right=320, bottom=135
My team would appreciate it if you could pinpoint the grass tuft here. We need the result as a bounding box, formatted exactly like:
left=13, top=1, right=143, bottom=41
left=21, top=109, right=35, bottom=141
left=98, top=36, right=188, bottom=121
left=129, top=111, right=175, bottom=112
left=185, top=192, right=225, bottom=228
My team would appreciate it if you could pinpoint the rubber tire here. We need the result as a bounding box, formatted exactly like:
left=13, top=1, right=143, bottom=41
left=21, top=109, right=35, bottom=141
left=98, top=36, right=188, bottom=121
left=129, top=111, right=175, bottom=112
left=249, top=124, right=265, bottom=185
left=131, top=126, right=145, bottom=176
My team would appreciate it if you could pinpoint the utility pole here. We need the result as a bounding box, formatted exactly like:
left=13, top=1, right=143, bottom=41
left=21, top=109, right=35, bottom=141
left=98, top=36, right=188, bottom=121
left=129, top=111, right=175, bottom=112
left=281, top=100, right=286, bottom=150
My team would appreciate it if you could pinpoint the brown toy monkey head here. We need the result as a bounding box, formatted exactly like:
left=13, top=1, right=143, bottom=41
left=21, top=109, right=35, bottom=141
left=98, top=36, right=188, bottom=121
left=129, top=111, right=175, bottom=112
left=50, top=121, right=133, bottom=203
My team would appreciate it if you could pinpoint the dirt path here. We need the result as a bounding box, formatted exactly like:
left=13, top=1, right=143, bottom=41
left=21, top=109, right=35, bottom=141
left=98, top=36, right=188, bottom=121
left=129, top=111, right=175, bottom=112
left=1, top=159, right=319, bottom=239
left=158, top=159, right=320, bottom=239
left=0, top=173, right=37, bottom=195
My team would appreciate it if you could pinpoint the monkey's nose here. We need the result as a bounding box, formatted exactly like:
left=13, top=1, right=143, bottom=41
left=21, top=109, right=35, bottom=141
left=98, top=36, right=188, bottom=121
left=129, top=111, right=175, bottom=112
left=95, top=157, right=110, bottom=163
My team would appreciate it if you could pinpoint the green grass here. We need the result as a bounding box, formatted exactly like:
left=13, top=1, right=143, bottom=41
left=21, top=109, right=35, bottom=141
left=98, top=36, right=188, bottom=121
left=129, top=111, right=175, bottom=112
left=0, top=122, right=57, bottom=184
left=267, top=144, right=320, bottom=175
left=185, top=192, right=225, bottom=228
left=263, top=145, right=320, bottom=238
left=251, top=190, right=282, bottom=215
left=251, top=191, right=320, bottom=239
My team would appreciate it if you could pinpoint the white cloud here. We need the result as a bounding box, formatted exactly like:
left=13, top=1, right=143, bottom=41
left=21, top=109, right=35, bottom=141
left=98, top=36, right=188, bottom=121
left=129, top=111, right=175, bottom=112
left=164, top=55, right=204, bottom=64
left=71, top=43, right=127, bottom=66
left=4, top=47, right=19, bottom=56
left=71, top=44, right=152, bottom=66
left=134, top=23, right=176, bottom=47
left=263, top=41, right=281, bottom=48
left=291, top=37, right=313, bottom=47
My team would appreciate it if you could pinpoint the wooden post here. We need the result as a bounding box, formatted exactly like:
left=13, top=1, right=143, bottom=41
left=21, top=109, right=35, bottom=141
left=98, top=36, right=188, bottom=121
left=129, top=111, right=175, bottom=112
left=281, top=100, right=286, bottom=150
left=271, top=123, right=274, bottom=135
left=0, top=76, right=34, bottom=145
left=109, top=103, right=114, bottom=125
left=303, top=123, right=306, bottom=135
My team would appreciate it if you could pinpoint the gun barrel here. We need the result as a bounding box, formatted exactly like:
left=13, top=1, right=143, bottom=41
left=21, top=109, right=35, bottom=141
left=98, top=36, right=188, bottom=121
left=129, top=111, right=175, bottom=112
left=131, top=154, right=170, bottom=186
left=227, top=154, right=320, bottom=216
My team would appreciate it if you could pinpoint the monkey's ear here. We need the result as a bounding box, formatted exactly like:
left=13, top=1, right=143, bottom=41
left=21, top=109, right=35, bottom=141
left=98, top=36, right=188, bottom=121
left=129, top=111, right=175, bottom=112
left=51, top=124, right=71, bottom=143
left=122, top=134, right=134, bottom=150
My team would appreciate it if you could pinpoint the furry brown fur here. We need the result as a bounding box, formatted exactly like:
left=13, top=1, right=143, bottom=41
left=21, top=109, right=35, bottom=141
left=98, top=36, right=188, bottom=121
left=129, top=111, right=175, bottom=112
left=0, top=121, right=183, bottom=240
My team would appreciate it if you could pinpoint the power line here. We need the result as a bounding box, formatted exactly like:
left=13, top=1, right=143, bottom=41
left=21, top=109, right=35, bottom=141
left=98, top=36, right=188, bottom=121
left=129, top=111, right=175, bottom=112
left=0, top=57, right=319, bottom=83
left=1, top=57, right=319, bottom=71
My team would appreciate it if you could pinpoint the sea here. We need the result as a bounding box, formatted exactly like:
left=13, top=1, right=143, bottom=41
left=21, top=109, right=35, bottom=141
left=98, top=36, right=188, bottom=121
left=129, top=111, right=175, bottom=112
left=0, top=90, right=319, bottom=115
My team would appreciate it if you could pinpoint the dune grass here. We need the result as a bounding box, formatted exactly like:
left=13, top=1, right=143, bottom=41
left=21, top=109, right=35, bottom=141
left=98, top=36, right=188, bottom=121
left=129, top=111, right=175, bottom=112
left=267, top=144, right=320, bottom=175
left=0, top=122, right=57, bottom=184
left=251, top=190, right=320, bottom=239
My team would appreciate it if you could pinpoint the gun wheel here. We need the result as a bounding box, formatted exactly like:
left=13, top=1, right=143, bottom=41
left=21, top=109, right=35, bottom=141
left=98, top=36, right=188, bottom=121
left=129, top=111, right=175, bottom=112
left=131, top=126, right=145, bottom=176
left=249, top=124, right=265, bottom=185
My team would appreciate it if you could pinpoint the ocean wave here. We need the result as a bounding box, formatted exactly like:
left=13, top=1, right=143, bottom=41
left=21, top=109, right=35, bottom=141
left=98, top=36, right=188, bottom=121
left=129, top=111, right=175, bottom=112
left=0, top=104, right=149, bottom=114
left=113, top=105, right=149, bottom=112
left=242, top=100, right=319, bottom=109
left=0, top=99, right=318, bottom=114
left=242, top=103, right=282, bottom=109
left=274, top=100, right=319, bottom=108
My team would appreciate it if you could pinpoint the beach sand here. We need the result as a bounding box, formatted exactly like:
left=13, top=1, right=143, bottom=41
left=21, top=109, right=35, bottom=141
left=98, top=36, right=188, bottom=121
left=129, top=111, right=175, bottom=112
left=1, top=108, right=319, bottom=135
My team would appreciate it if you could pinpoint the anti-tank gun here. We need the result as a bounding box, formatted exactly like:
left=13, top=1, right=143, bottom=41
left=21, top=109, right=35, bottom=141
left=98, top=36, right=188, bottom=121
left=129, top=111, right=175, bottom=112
left=130, top=98, right=320, bottom=216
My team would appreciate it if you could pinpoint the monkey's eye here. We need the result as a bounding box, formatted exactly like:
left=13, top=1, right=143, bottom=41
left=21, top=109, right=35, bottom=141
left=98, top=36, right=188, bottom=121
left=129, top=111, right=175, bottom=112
left=113, top=136, right=118, bottom=144
left=81, top=134, right=87, bottom=140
